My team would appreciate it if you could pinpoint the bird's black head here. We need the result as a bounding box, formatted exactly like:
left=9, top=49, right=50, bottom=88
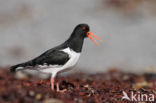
left=71, top=24, right=102, bottom=46
left=65, top=24, right=102, bottom=52
left=72, top=24, right=90, bottom=38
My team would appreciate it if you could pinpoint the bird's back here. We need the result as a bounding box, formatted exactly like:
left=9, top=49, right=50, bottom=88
left=10, top=43, right=69, bottom=72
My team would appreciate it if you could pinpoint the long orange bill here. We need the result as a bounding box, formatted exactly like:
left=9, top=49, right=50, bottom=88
left=87, top=32, right=102, bottom=46
left=88, top=32, right=102, bottom=42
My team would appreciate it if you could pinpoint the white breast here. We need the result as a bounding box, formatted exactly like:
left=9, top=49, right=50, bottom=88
left=60, top=47, right=80, bottom=70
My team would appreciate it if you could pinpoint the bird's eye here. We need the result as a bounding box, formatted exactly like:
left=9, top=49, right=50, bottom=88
left=82, top=27, right=86, bottom=30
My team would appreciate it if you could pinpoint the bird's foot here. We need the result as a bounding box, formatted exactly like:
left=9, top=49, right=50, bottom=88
left=50, top=77, right=66, bottom=92
left=56, top=83, right=67, bottom=93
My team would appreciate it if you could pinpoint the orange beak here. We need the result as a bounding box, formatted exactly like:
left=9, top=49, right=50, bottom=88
left=87, top=32, right=102, bottom=46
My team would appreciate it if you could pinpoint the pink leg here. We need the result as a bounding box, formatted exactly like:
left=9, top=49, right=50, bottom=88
left=56, top=82, right=67, bottom=92
left=50, top=77, right=54, bottom=91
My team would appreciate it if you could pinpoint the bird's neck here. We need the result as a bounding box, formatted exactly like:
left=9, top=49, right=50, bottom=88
left=65, top=34, right=84, bottom=53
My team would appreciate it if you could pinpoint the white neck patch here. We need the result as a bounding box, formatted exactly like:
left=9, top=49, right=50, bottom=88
left=60, top=47, right=81, bottom=68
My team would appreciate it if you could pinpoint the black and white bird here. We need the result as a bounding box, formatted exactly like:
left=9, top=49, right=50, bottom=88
left=10, top=24, right=102, bottom=92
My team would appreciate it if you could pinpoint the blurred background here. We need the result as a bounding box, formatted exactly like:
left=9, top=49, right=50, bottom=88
left=0, top=0, right=156, bottom=73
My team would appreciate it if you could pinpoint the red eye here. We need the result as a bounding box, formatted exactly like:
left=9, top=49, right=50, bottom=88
left=82, top=27, right=86, bottom=30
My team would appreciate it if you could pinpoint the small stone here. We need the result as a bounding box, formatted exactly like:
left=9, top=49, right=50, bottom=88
left=91, top=89, right=95, bottom=94
left=35, top=93, right=42, bottom=100
left=84, top=85, right=89, bottom=88
left=74, top=98, right=83, bottom=103
left=133, top=81, right=153, bottom=90
left=15, top=71, right=28, bottom=79
left=122, top=75, right=129, bottom=80
left=43, top=98, right=63, bottom=103
left=16, top=85, right=22, bottom=89
left=29, top=91, right=35, bottom=96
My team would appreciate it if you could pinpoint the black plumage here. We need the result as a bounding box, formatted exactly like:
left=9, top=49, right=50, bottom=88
left=10, top=45, right=69, bottom=72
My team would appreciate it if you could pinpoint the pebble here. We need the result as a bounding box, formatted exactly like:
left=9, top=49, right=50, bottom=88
left=15, top=71, right=28, bottom=79
left=29, top=91, right=35, bottom=96
left=43, top=98, right=64, bottom=103
left=84, top=85, right=89, bottom=88
left=35, top=93, right=42, bottom=100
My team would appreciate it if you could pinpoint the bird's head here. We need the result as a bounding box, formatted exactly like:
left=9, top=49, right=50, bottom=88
left=73, top=24, right=102, bottom=46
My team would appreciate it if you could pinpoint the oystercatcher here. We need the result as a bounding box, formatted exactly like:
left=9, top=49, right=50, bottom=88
left=10, top=24, right=102, bottom=92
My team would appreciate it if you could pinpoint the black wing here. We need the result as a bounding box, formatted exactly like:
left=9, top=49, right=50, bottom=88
left=10, top=49, right=70, bottom=72
left=10, top=43, right=69, bottom=72
left=30, top=50, right=70, bottom=66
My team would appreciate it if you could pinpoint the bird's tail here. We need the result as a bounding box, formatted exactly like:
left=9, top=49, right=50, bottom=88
left=10, top=61, right=33, bottom=72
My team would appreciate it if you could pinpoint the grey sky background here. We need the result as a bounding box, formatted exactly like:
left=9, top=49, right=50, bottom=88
left=0, top=0, right=156, bottom=73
